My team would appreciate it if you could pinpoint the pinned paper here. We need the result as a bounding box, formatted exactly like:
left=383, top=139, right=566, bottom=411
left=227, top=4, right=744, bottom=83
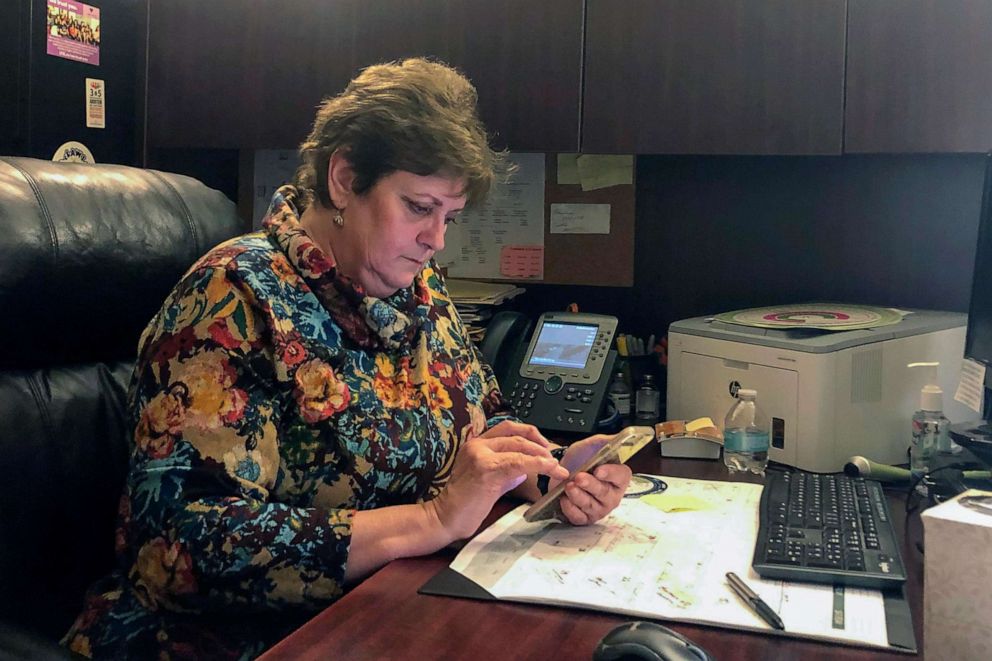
left=955, top=358, right=987, bottom=413
left=550, top=203, right=611, bottom=234
left=85, top=78, right=104, bottom=128
left=576, top=154, right=634, bottom=191
left=437, top=152, right=545, bottom=279
left=556, top=154, right=581, bottom=185
left=46, top=0, right=101, bottom=66
left=52, top=141, right=95, bottom=163
left=500, top=245, right=543, bottom=279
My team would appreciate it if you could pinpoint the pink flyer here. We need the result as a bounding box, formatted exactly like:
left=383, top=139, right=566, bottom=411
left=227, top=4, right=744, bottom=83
left=46, top=0, right=100, bottom=66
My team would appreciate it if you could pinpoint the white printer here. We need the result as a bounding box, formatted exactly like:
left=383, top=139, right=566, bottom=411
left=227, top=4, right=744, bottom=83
left=665, top=309, right=973, bottom=472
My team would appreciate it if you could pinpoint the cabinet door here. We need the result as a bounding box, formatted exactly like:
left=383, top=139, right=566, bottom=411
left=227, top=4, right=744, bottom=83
left=0, top=0, right=28, bottom=155
left=845, top=0, right=992, bottom=153
left=147, top=0, right=582, bottom=152
left=582, top=0, right=845, bottom=154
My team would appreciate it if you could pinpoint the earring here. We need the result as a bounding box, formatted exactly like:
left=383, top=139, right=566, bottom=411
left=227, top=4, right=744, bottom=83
left=333, top=212, right=344, bottom=227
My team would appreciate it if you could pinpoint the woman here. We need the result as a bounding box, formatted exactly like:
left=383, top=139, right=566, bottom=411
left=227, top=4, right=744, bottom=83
left=64, top=58, right=631, bottom=659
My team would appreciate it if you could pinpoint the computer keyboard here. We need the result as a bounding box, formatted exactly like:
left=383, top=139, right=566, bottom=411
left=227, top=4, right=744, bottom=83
left=752, top=469, right=907, bottom=589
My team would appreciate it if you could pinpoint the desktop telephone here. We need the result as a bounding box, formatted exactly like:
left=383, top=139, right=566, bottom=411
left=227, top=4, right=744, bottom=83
left=484, top=311, right=618, bottom=435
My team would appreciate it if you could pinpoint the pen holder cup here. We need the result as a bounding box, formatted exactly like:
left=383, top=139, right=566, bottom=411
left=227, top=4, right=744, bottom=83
left=616, top=354, right=666, bottom=392
left=622, top=354, right=664, bottom=388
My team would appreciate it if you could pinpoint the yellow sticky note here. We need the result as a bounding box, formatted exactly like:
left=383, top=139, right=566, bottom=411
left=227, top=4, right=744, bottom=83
left=576, top=154, right=634, bottom=191
left=685, top=417, right=715, bottom=432
left=642, top=493, right=713, bottom=513
left=556, top=153, right=581, bottom=185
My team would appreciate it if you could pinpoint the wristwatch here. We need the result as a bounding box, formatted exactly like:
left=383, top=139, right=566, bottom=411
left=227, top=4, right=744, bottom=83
left=536, top=446, right=568, bottom=496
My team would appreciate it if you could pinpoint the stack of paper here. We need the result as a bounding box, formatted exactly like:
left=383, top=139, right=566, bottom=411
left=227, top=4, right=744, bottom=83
left=446, top=279, right=526, bottom=342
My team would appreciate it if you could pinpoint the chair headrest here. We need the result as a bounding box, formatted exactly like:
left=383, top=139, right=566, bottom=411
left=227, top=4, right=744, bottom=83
left=0, top=157, right=244, bottom=369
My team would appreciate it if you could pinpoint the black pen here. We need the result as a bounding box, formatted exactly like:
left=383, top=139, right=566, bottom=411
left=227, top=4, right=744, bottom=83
left=726, top=572, right=785, bottom=631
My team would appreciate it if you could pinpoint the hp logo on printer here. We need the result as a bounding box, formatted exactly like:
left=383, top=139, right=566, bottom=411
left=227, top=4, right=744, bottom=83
left=729, top=381, right=742, bottom=397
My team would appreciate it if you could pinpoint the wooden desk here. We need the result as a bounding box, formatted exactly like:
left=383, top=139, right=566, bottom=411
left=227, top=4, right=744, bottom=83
left=262, top=444, right=923, bottom=660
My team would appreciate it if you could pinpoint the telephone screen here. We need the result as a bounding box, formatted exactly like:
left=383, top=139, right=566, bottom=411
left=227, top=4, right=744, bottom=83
left=527, top=322, right=597, bottom=369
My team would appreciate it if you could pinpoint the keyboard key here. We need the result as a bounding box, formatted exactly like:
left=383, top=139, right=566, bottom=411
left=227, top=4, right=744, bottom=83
left=808, top=555, right=842, bottom=569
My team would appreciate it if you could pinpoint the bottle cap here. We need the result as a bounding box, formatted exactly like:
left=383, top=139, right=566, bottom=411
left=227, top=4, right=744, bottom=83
left=907, top=362, right=943, bottom=411
left=737, top=388, right=756, bottom=399
left=919, top=384, right=943, bottom=411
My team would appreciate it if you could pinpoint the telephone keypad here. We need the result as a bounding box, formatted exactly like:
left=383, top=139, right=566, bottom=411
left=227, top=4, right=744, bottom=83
left=507, top=369, right=610, bottom=430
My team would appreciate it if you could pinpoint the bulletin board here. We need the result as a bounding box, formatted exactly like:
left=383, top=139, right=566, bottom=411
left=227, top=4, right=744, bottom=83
left=540, top=154, right=635, bottom=286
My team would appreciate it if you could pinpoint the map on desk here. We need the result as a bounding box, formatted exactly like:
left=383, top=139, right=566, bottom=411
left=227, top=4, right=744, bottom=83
left=423, top=476, right=915, bottom=653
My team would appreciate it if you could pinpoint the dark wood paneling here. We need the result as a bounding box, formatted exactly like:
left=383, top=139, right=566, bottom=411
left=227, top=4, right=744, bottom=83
left=582, top=0, right=845, bottom=155
left=147, top=147, right=240, bottom=206
left=1, top=0, right=142, bottom=162
left=633, top=155, right=985, bottom=328
left=0, top=0, right=29, bottom=155
left=846, top=0, right=992, bottom=153
left=134, top=0, right=149, bottom=166
left=27, top=0, right=142, bottom=165
left=147, top=0, right=582, bottom=152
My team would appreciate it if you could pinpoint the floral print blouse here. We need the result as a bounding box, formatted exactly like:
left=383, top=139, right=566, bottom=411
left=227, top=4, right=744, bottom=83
left=64, top=186, right=513, bottom=659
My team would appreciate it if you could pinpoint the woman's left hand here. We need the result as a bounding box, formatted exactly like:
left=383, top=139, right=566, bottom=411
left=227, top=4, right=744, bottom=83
left=552, top=435, right=632, bottom=526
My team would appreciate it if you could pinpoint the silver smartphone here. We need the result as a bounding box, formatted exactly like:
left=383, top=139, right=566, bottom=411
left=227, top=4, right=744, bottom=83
left=522, top=426, right=655, bottom=523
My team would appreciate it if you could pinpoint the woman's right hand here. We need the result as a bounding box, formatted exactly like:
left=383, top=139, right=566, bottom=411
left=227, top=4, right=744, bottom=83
left=429, top=434, right=569, bottom=541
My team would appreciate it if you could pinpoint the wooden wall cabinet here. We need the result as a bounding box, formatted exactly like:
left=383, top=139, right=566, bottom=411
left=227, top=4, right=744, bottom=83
left=147, top=0, right=582, bottom=152
left=581, top=0, right=846, bottom=155
left=845, top=0, right=992, bottom=153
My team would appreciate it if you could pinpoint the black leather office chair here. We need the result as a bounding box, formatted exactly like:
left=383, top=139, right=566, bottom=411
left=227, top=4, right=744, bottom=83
left=0, top=157, right=242, bottom=650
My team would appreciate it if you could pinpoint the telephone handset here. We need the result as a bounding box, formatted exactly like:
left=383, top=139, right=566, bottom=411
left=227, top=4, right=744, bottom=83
left=478, top=311, right=532, bottom=391
left=502, top=312, right=618, bottom=434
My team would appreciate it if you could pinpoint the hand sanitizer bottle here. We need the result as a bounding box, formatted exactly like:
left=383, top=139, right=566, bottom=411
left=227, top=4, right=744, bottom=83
left=907, top=362, right=952, bottom=493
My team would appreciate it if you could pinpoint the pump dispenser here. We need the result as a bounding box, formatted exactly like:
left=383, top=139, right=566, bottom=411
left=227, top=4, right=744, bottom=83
left=907, top=362, right=955, bottom=491
left=908, top=362, right=944, bottom=412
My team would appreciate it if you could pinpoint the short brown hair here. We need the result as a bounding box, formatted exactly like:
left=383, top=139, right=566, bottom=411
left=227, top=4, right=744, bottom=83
left=294, top=58, right=512, bottom=211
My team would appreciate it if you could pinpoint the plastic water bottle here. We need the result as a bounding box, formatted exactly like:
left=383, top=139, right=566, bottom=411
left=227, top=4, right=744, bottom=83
left=723, top=388, right=770, bottom=475
left=608, top=370, right=632, bottom=417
